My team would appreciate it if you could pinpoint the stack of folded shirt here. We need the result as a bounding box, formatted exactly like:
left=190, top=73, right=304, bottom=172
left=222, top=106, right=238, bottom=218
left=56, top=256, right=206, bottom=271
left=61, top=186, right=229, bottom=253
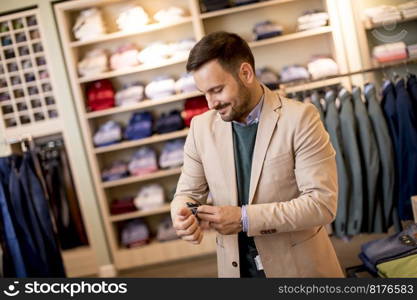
left=253, top=20, right=283, bottom=41
left=78, top=49, right=108, bottom=76
left=134, top=184, right=165, bottom=211
left=155, top=110, right=185, bottom=134
left=201, top=0, right=230, bottom=12
left=256, top=68, right=280, bottom=90
left=363, top=5, right=401, bottom=25
left=93, top=120, right=122, bottom=147
left=307, top=57, right=339, bottom=80
left=169, top=38, right=196, bottom=60
left=128, top=147, right=158, bottom=176
left=73, top=8, right=106, bottom=41
left=297, top=10, right=329, bottom=31
left=398, top=1, right=417, bottom=19
left=373, top=42, right=408, bottom=63
left=233, top=0, right=259, bottom=6
left=101, top=161, right=129, bottom=182
left=110, top=197, right=136, bottom=215
left=137, top=42, right=172, bottom=65
left=145, top=76, right=176, bottom=99
left=154, top=6, right=187, bottom=24
left=175, top=73, right=198, bottom=93
left=159, top=139, right=185, bottom=169
left=156, top=216, right=178, bottom=242
left=115, top=82, right=145, bottom=106
left=359, top=224, right=417, bottom=276
left=116, top=6, right=149, bottom=32
left=280, top=65, right=310, bottom=83
left=124, top=111, right=153, bottom=141
left=110, top=44, right=140, bottom=70
left=86, top=79, right=115, bottom=111
left=407, top=43, right=417, bottom=58
left=182, top=96, right=209, bottom=127
left=121, top=219, right=150, bottom=248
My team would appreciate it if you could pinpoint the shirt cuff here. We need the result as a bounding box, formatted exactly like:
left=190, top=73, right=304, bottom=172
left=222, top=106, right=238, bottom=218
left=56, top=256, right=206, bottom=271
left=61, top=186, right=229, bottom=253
left=241, top=205, right=249, bottom=232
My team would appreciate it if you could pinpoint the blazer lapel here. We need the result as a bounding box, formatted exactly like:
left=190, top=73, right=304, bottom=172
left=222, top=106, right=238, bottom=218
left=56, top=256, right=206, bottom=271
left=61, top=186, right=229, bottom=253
left=248, top=88, right=282, bottom=204
left=214, top=116, right=238, bottom=206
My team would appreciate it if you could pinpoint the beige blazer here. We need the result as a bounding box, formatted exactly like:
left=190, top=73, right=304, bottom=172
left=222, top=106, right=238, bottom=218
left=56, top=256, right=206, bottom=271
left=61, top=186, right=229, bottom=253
left=171, top=86, right=344, bottom=277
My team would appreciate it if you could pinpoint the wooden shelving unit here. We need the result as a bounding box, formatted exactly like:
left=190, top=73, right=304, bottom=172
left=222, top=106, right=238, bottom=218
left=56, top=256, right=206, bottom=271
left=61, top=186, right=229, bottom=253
left=54, top=0, right=349, bottom=272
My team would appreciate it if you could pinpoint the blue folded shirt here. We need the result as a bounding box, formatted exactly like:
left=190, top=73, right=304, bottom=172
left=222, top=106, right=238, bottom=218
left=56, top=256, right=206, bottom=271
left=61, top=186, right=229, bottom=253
left=124, top=111, right=153, bottom=141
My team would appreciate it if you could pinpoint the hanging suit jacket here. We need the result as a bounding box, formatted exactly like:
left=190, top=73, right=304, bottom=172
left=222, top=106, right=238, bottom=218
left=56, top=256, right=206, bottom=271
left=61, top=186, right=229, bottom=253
left=324, top=90, right=350, bottom=237
left=395, top=79, right=417, bottom=221
left=351, top=86, right=381, bottom=233
left=364, top=83, right=395, bottom=230
left=407, top=74, right=417, bottom=117
left=311, top=91, right=325, bottom=123
left=338, top=88, right=363, bottom=236
left=171, top=86, right=343, bottom=277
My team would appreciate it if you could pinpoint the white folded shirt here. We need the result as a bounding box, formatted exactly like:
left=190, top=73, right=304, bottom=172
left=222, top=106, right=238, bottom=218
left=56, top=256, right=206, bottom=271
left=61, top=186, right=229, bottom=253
left=116, top=6, right=149, bottom=32
left=137, top=42, right=171, bottom=64
left=154, top=6, right=186, bottom=24
left=145, top=77, right=176, bottom=99
left=134, top=184, right=165, bottom=210
left=307, top=58, right=339, bottom=80
left=73, top=8, right=106, bottom=41
left=78, top=49, right=108, bottom=76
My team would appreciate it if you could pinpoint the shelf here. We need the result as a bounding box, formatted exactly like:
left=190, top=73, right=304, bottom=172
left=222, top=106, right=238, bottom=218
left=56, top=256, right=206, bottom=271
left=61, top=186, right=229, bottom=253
left=95, top=128, right=189, bottom=154
left=70, top=18, right=193, bottom=48
left=78, top=56, right=188, bottom=84
left=109, top=203, right=171, bottom=222
left=102, top=167, right=182, bottom=189
left=200, top=0, right=299, bottom=19
left=86, top=91, right=202, bottom=119
left=364, top=15, right=417, bottom=30
left=248, top=26, right=332, bottom=49
left=114, top=230, right=216, bottom=270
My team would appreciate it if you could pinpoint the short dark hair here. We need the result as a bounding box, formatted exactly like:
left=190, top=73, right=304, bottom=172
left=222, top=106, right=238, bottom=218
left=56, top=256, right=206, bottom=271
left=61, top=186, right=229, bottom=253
left=186, top=31, right=255, bottom=75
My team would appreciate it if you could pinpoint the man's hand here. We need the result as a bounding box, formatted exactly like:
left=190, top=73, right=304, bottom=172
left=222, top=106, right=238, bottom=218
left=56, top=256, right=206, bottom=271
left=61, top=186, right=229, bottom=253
left=196, top=205, right=242, bottom=235
left=173, top=207, right=203, bottom=244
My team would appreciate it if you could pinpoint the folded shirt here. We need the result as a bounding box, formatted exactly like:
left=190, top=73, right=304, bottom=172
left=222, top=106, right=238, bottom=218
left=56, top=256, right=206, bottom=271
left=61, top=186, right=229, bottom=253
left=297, top=20, right=328, bottom=31
left=101, top=160, right=129, bottom=182
left=110, top=197, right=136, bottom=215
left=115, top=82, right=145, bottom=106
left=373, top=42, right=408, bottom=62
left=78, top=49, right=108, bottom=77
left=124, top=111, right=153, bottom=141
left=73, top=8, right=106, bottom=41
left=87, top=79, right=115, bottom=112
left=256, top=67, right=279, bottom=90
left=175, top=73, right=198, bottom=93
left=155, top=110, right=185, bottom=134
left=307, top=57, right=339, bottom=80
left=280, top=65, right=310, bottom=82
left=121, top=219, right=150, bottom=248
left=145, top=76, right=176, bottom=99
left=157, top=216, right=178, bottom=242
left=110, top=44, right=140, bottom=70
left=169, top=38, right=196, bottom=60
left=201, top=0, right=230, bottom=12
left=154, top=6, right=186, bottom=24
left=137, top=42, right=171, bottom=65
left=253, top=20, right=283, bottom=41
left=116, top=6, right=149, bottom=32
left=94, top=120, right=123, bottom=147
left=128, top=147, right=158, bottom=176
left=159, top=139, right=185, bottom=169
left=364, top=5, right=402, bottom=24
left=134, top=184, right=165, bottom=211
left=182, top=96, right=209, bottom=127
left=298, top=11, right=329, bottom=24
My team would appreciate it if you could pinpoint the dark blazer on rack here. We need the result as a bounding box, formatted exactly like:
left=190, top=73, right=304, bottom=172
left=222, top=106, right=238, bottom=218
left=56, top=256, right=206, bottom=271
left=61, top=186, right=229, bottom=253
left=324, top=90, right=350, bottom=237
left=407, top=74, right=417, bottom=116
left=364, top=83, right=395, bottom=230
left=338, top=88, right=363, bottom=235
left=351, top=86, right=381, bottom=233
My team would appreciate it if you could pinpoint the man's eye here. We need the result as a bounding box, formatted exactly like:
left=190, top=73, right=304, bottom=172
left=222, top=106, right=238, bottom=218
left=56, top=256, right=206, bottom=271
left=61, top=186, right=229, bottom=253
left=214, top=88, right=223, bottom=93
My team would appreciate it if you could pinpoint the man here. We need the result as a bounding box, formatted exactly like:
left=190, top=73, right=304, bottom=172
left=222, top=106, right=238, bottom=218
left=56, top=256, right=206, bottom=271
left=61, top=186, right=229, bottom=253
left=170, top=31, right=343, bottom=278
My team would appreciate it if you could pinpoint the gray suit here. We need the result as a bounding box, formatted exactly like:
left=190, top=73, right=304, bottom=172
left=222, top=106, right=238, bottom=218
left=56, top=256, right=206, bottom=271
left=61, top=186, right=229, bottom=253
left=339, top=88, right=363, bottom=235
left=352, top=87, right=381, bottom=233
left=325, top=90, right=350, bottom=237
left=364, top=83, right=395, bottom=231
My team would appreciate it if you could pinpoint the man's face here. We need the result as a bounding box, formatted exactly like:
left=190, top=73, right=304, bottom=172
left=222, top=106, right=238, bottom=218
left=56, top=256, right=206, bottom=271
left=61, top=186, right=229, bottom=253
left=193, top=60, right=252, bottom=122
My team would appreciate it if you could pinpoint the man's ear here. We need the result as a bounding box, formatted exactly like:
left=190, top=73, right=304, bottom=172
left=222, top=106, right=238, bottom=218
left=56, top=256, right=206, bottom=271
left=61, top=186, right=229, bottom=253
left=239, top=62, right=255, bottom=84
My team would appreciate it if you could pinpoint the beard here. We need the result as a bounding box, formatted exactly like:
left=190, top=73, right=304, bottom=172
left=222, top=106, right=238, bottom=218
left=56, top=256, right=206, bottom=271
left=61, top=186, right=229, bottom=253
left=218, top=79, right=252, bottom=122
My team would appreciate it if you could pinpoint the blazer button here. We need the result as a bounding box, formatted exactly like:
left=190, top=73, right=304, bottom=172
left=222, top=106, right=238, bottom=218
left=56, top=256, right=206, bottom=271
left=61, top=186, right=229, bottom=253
left=232, top=261, right=238, bottom=267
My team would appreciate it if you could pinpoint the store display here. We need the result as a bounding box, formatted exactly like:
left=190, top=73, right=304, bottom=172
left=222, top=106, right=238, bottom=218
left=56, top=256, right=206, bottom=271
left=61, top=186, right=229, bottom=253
left=128, top=147, right=158, bottom=176
left=86, top=79, right=115, bottom=111
left=159, top=139, right=185, bottom=169
left=156, top=216, right=178, bottom=242
left=109, top=44, right=140, bottom=70
left=78, top=49, right=108, bottom=77
left=373, top=42, right=408, bottom=63
left=155, top=110, right=185, bottom=134
left=72, top=8, right=106, bottom=41
left=153, top=6, right=186, bottom=24
left=121, top=219, right=150, bottom=248
left=297, top=10, right=329, bottom=31
left=145, top=75, right=176, bottom=99
left=101, top=161, right=129, bottom=182
left=133, top=184, right=165, bottom=211
left=124, top=111, right=153, bottom=141
left=116, top=6, right=149, bottom=32
left=110, top=197, right=136, bottom=215
left=280, top=65, right=310, bottom=83
left=252, top=20, right=283, bottom=41
left=93, top=120, right=123, bottom=147
left=115, top=82, right=145, bottom=106
left=175, top=73, right=198, bottom=93
left=182, top=96, right=209, bottom=127
left=256, top=67, right=279, bottom=90
left=307, top=57, right=339, bottom=79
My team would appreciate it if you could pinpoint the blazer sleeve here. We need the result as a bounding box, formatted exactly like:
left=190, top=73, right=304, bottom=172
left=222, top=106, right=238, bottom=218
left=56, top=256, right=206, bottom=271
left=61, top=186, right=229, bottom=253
left=246, top=104, right=338, bottom=237
left=170, top=117, right=209, bottom=218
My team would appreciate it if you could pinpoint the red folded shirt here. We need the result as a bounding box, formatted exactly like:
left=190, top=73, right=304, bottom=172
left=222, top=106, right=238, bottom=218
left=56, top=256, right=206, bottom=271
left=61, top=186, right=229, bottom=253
left=182, top=96, right=209, bottom=127
left=87, top=79, right=115, bottom=111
